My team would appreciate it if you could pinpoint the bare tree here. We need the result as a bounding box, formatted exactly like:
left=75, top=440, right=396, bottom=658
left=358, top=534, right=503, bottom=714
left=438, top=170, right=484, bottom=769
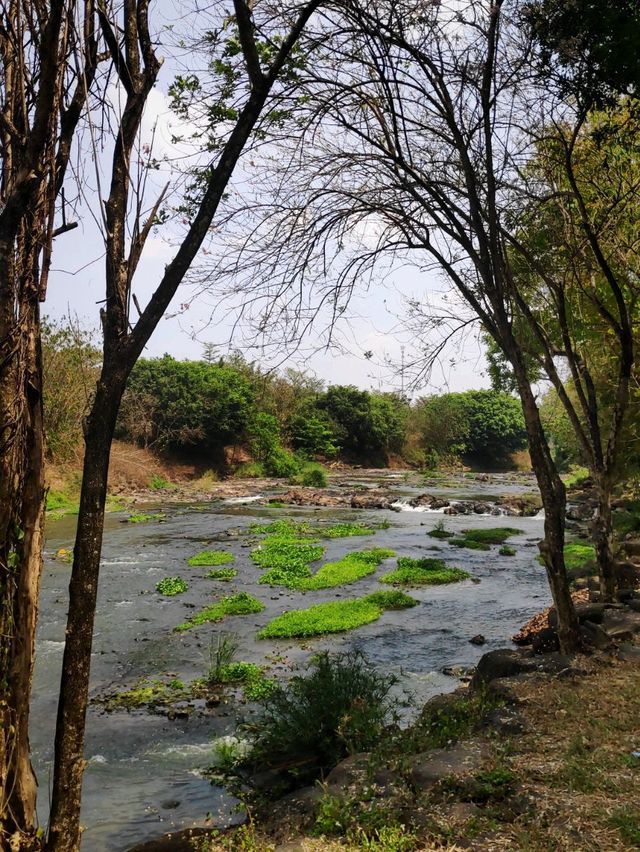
left=44, top=1, right=323, bottom=848
left=0, top=2, right=98, bottom=845
left=197, top=0, right=584, bottom=649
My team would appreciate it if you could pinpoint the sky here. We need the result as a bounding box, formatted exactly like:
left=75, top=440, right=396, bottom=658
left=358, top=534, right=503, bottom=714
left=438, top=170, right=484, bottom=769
left=45, top=1, right=491, bottom=399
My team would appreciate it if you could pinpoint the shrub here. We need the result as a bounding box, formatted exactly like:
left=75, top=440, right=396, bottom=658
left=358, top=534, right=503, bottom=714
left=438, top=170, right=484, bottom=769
left=301, top=465, right=328, bottom=488
left=156, top=576, right=188, bottom=596
left=263, top=447, right=301, bottom=478
left=234, top=461, right=265, bottom=479
left=248, top=651, right=398, bottom=775
left=499, top=545, right=517, bottom=556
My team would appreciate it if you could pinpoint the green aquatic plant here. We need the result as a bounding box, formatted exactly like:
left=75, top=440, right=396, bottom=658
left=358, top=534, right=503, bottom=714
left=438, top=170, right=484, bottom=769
left=499, top=545, right=517, bottom=557
left=175, top=592, right=265, bottom=632
left=206, top=567, right=238, bottom=580
left=156, top=576, right=188, bottom=596
left=260, top=547, right=395, bottom=591
left=125, top=512, right=165, bottom=524
left=449, top=537, right=491, bottom=551
left=427, top=521, right=454, bottom=539
left=250, top=536, right=324, bottom=572
left=188, top=549, right=234, bottom=567
left=212, top=661, right=278, bottom=701
left=322, top=522, right=376, bottom=538
left=250, top=518, right=376, bottom=540
left=379, top=556, right=470, bottom=586
left=94, top=677, right=186, bottom=710
left=257, top=591, right=417, bottom=639
left=46, top=490, right=80, bottom=515
left=459, top=527, right=521, bottom=544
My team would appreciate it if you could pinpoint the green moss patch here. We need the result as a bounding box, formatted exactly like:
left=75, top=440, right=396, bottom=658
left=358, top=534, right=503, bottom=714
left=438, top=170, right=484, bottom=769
left=206, top=567, right=238, bottom=581
left=188, top=549, right=234, bottom=567
left=174, top=592, right=264, bottom=632
left=257, top=591, right=417, bottom=639
left=322, top=523, right=376, bottom=538
left=213, top=662, right=277, bottom=701
left=156, top=576, right=188, bottom=596
left=449, top=538, right=491, bottom=551
left=250, top=518, right=376, bottom=540
left=94, top=677, right=187, bottom=710
left=427, top=524, right=454, bottom=539
left=380, top=556, right=470, bottom=586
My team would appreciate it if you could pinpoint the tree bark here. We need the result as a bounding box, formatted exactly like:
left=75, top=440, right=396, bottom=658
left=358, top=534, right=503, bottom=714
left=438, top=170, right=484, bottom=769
left=592, top=474, right=616, bottom=602
left=45, top=369, right=126, bottom=851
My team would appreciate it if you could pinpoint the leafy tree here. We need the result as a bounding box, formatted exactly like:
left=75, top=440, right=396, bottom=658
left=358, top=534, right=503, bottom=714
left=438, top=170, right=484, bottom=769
left=290, top=409, right=339, bottom=458
left=121, top=357, right=255, bottom=459
left=319, top=386, right=407, bottom=462
left=463, top=391, right=527, bottom=460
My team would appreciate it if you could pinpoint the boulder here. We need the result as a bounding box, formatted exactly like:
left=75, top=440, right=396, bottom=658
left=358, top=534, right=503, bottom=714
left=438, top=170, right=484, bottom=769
left=324, top=752, right=372, bottom=789
left=350, top=492, right=391, bottom=509
left=408, top=742, right=491, bottom=791
left=580, top=621, right=613, bottom=650
left=480, top=706, right=526, bottom=736
left=602, top=608, right=640, bottom=639
left=469, top=634, right=486, bottom=646
left=532, top=627, right=560, bottom=655
left=472, top=649, right=537, bottom=687
left=547, top=603, right=605, bottom=628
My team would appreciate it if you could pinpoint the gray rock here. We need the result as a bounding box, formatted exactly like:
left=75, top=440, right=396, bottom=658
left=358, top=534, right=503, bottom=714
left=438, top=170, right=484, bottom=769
left=580, top=621, right=613, bottom=650
left=408, top=742, right=491, bottom=791
left=324, top=752, right=372, bottom=789
left=480, top=706, right=526, bottom=735
left=472, top=648, right=537, bottom=687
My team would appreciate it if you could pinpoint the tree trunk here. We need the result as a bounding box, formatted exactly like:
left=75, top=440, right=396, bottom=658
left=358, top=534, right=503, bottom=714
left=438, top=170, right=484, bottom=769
left=509, top=351, right=581, bottom=653
left=592, top=474, right=616, bottom=602
left=46, top=369, right=126, bottom=852
left=0, top=289, right=46, bottom=848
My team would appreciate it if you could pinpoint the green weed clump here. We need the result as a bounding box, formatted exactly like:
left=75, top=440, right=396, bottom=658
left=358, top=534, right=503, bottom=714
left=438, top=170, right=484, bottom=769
left=460, top=527, right=521, bottom=544
left=125, top=512, right=165, bottom=524
left=427, top=521, right=454, bottom=539
left=249, top=651, right=398, bottom=776
left=251, top=536, right=324, bottom=573
left=257, top=591, right=416, bottom=639
left=95, top=677, right=186, bottom=710
left=234, top=461, right=265, bottom=479
left=46, top=490, right=79, bottom=515
left=499, top=545, right=517, bottom=556
left=211, top=661, right=278, bottom=701
left=156, top=576, right=188, bottom=596
left=206, top=567, right=238, bottom=581
left=563, top=542, right=596, bottom=571
left=175, top=592, right=264, bottom=632
left=323, top=522, right=376, bottom=538
left=149, top=474, right=173, bottom=490
left=188, top=549, right=234, bottom=567
left=380, top=556, right=470, bottom=586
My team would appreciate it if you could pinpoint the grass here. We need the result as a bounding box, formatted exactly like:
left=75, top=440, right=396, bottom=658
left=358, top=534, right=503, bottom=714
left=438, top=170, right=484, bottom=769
left=249, top=519, right=376, bottom=539
left=188, top=549, right=234, bottom=567
left=174, top=592, right=265, bottom=632
left=46, top=489, right=79, bottom=515
left=564, top=542, right=595, bottom=571
left=251, top=536, right=324, bottom=580
left=206, top=567, right=238, bottom=581
left=379, top=556, right=470, bottom=586
left=260, top=547, right=395, bottom=591
left=257, top=591, right=416, bottom=639
left=234, top=461, right=266, bottom=479
left=156, top=576, right=188, bottom=596
left=449, top=537, right=491, bottom=550
left=213, top=662, right=278, bottom=701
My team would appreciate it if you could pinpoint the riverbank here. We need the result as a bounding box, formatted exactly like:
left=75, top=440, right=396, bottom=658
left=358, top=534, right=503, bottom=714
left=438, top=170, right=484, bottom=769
left=130, top=645, right=640, bottom=852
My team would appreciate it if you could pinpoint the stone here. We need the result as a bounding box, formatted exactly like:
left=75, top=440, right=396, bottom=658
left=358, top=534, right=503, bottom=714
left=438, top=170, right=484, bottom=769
left=480, top=706, right=526, bottom=735
left=548, top=603, right=605, bottom=628
left=472, top=648, right=537, bottom=687
left=580, top=621, right=613, bottom=650
left=408, top=742, right=491, bottom=791
left=532, top=627, right=560, bottom=655
left=617, top=643, right=640, bottom=663
left=469, top=634, right=486, bottom=646
left=444, top=802, right=481, bottom=824
left=324, top=752, right=372, bottom=789
left=602, top=609, right=640, bottom=638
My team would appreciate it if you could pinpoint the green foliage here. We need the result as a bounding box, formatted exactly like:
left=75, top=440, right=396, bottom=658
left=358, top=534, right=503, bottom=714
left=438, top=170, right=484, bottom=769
left=96, top=677, right=186, bottom=710
left=300, top=464, right=328, bottom=488
left=399, top=690, right=501, bottom=754
left=175, top=592, right=264, bottom=632
left=248, top=651, right=398, bottom=774
left=156, top=576, right=188, bottom=596
left=313, top=795, right=417, bottom=848
left=206, top=567, right=237, bottom=581
left=207, top=632, right=240, bottom=683
left=499, top=545, right=517, bottom=556
left=290, top=411, right=339, bottom=458
left=234, top=461, right=265, bottom=478
left=188, top=549, right=234, bottom=567
left=414, top=390, right=527, bottom=463
left=380, top=556, right=470, bottom=586
left=427, top=521, right=454, bottom=539
left=149, top=474, right=173, bottom=490
left=118, top=355, right=255, bottom=457
left=267, top=548, right=395, bottom=592
left=323, top=522, right=376, bottom=538
left=610, top=809, right=640, bottom=846
left=125, top=512, right=165, bottom=524
left=251, top=536, right=325, bottom=583
left=563, top=542, right=595, bottom=571
left=46, top=490, right=79, bottom=515
left=258, top=592, right=416, bottom=639
left=447, top=528, right=520, bottom=551
left=263, top=447, right=301, bottom=478
left=42, top=317, right=100, bottom=462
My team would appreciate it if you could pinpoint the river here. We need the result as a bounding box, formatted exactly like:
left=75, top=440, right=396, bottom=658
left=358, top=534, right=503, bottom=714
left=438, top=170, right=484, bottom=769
left=32, top=471, right=550, bottom=850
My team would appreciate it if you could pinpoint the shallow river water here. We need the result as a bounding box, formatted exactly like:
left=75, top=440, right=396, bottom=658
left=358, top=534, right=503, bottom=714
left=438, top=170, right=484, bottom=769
left=32, top=472, right=551, bottom=850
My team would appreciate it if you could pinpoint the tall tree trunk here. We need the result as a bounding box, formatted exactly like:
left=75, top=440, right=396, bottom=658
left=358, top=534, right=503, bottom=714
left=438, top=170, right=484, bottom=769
left=0, top=319, right=45, bottom=850
left=46, top=369, right=126, bottom=852
left=510, top=352, right=581, bottom=653
left=592, top=473, right=616, bottom=602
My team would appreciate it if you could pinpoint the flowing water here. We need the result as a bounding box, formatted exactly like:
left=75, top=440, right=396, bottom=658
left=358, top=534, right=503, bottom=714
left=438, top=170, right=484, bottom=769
left=32, top=471, right=550, bottom=850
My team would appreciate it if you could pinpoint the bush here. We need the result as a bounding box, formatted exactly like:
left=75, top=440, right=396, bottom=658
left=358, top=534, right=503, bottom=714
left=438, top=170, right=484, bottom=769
left=301, top=465, right=328, bottom=488
left=263, top=447, right=301, bottom=478
left=248, top=651, right=398, bottom=775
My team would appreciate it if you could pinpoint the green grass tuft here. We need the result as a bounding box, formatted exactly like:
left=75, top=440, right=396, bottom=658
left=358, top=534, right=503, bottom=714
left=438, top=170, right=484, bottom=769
left=499, top=544, right=517, bottom=556
left=260, top=547, right=395, bottom=591
left=125, top=512, right=165, bottom=524
left=174, top=592, right=264, bottom=632
left=257, top=591, right=417, bottom=639
left=380, top=556, right=470, bottom=586
left=188, top=549, right=234, bottom=567
left=460, top=527, right=521, bottom=544
left=563, top=542, right=595, bottom=570
left=449, top=537, right=491, bottom=551
left=156, top=576, right=188, bottom=596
